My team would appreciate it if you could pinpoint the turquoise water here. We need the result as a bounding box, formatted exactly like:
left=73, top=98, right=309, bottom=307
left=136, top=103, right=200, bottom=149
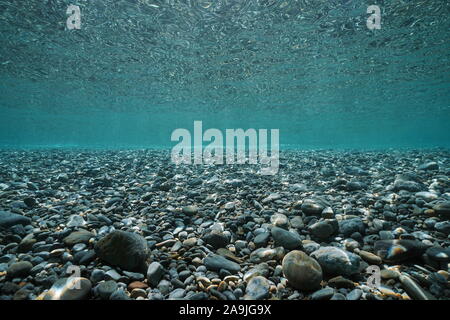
left=0, top=0, right=449, bottom=149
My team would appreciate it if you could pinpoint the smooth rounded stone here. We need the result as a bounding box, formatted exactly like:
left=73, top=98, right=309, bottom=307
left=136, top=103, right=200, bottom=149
left=78, top=250, right=96, bottom=265
left=17, top=234, right=36, bottom=253
left=379, top=230, right=394, bottom=240
left=418, top=161, right=439, bottom=171
left=203, top=232, right=229, bottom=249
left=63, top=230, right=94, bottom=246
left=399, top=274, right=435, bottom=300
left=311, top=247, right=361, bottom=277
left=309, top=221, right=334, bottom=240
left=380, top=269, right=400, bottom=280
left=123, top=271, right=145, bottom=281
left=253, top=232, right=270, bottom=248
left=301, top=199, right=324, bottom=216
left=243, top=263, right=270, bottom=282
left=90, top=269, right=105, bottom=283
left=6, top=261, right=33, bottom=278
left=67, top=215, right=87, bottom=228
left=311, top=287, right=334, bottom=300
left=347, top=288, right=363, bottom=300
left=426, top=246, right=450, bottom=262
left=110, top=288, right=131, bottom=300
left=346, top=180, right=366, bottom=191
left=72, top=243, right=87, bottom=252
left=249, top=247, right=285, bottom=263
left=130, top=288, right=148, bottom=299
left=44, top=277, right=92, bottom=300
left=203, top=254, right=240, bottom=273
left=415, top=192, right=438, bottom=202
left=270, top=213, right=289, bottom=228
left=182, top=237, right=198, bottom=247
left=357, top=250, right=382, bottom=265
left=282, top=250, right=322, bottom=291
left=182, top=206, right=198, bottom=215
left=0, top=211, right=31, bottom=228
left=147, top=262, right=165, bottom=287
left=339, top=218, right=365, bottom=237
left=330, top=293, right=346, bottom=300
left=327, top=276, right=355, bottom=289
left=168, top=288, right=186, bottom=300
left=393, top=174, right=424, bottom=192
left=271, top=227, right=302, bottom=250
left=374, top=240, right=429, bottom=263
left=97, top=280, right=118, bottom=300
left=322, top=207, right=334, bottom=219
left=290, top=216, right=304, bottom=229
left=433, top=202, right=450, bottom=219
left=216, top=248, right=243, bottom=264
left=302, top=241, right=321, bottom=255
left=95, top=230, right=148, bottom=272
left=244, top=276, right=270, bottom=300
left=224, top=202, right=235, bottom=211
left=128, top=281, right=148, bottom=291
left=23, top=197, right=36, bottom=208
left=158, top=279, right=172, bottom=295
left=434, top=221, right=450, bottom=235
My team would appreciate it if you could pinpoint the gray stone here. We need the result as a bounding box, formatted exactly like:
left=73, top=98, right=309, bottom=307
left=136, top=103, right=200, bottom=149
left=0, top=211, right=31, bottom=228
left=44, top=277, right=92, bottom=300
left=311, top=287, right=334, bottom=300
left=244, top=276, right=270, bottom=300
left=311, top=246, right=361, bottom=277
left=282, top=250, right=322, bottom=291
left=97, top=280, right=118, bottom=300
left=95, top=230, right=148, bottom=272
left=271, top=227, right=302, bottom=250
left=7, top=261, right=33, bottom=278
left=203, top=254, right=240, bottom=273
left=374, top=240, right=429, bottom=263
left=147, top=262, right=165, bottom=287
left=63, top=230, right=94, bottom=246
left=339, top=218, right=365, bottom=237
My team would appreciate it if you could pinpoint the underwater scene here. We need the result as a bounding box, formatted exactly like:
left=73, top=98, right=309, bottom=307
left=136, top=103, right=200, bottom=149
left=0, top=0, right=449, bottom=302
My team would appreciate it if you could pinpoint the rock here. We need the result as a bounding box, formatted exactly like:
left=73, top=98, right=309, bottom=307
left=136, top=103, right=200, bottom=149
left=282, top=250, right=322, bottom=291
left=67, top=215, right=87, bottom=228
left=309, top=221, right=334, bottom=240
left=347, top=288, right=363, bottom=300
left=249, top=247, right=285, bottom=263
left=311, top=246, right=361, bottom=277
left=433, top=202, right=450, bottom=219
left=270, top=213, right=289, bottom=228
left=434, top=221, right=450, bottom=235
left=44, top=277, right=92, bottom=300
left=418, top=162, right=439, bottom=171
left=243, top=263, right=270, bottom=282
left=0, top=211, right=31, bottom=228
left=97, top=280, right=118, bottom=300
left=7, top=261, right=33, bottom=278
left=110, top=288, right=131, bottom=300
left=203, top=232, right=229, bottom=249
left=311, top=287, right=334, bottom=300
left=271, top=227, right=302, bottom=250
left=23, top=197, right=36, bottom=208
left=415, top=192, right=438, bottom=202
left=380, top=269, right=400, bottom=280
left=301, top=199, right=324, bottom=216
left=290, top=216, right=304, bottom=229
left=147, top=262, right=164, bottom=287
left=253, top=232, right=270, bottom=248
left=244, top=276, right=270, bottom=300
left=393, top=174, right=424, bottom=192
left=95, top=230, right=148, bottom=272
left=327, top=276, right=355, bottom=289
left=182, top=206, right=198, bottom=215
left=204, top=254, right=240, bottom=273
left=399, top=274, right=435, bottom=300
left=374, top=240, right=429, bottom=263
left=63, top=230, right=94, bottom=246
left=339, top=218, right=365, bottom=237
left=357, top=250, right=382, bottom=265
left=426, top=246, right=450, bottom=262
left=17, top=234, right=36, bottom=253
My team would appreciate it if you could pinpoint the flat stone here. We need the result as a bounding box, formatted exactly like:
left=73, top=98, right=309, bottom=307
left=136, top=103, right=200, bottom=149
left=44, top=277, right=92, bottom=300
left=249, top=247, right=285, bottom=264
left=0, top=211, right=31, bottom=228
left=311, top=287, right=334, bottom=300
left=7, top=261, right=33, bottom=278
left=63, top=230, right=94, bottom=246
left=203, top=254, right=240, bottom=273
left=374, top=240, right=429, bottom=263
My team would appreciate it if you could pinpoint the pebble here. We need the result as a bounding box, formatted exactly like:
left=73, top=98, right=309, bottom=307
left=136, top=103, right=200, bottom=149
left=44, top=277, right=92, bottom=300
left=271, top=227, right=302, bottom=250
left=282, top=250, right=322, bottom=291
left=311, top=246, right=361, bottom=277
left=311, top=287, right=334, bottom=300
left=203, top=254, right=240, bottom=273
left=244, top=276, right=270, bottom=300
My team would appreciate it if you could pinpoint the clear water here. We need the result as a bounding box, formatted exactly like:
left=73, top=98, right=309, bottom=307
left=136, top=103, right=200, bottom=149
left=0, top=0, right=449, bottom=149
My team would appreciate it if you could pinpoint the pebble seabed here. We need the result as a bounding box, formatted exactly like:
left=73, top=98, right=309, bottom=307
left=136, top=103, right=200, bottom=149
left=0, top=148, right=449, bottom=301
